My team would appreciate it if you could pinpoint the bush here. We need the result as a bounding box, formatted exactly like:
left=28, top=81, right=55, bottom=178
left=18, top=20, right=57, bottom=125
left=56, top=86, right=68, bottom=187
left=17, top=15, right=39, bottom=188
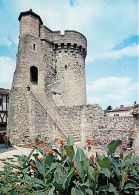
left=0, top=136, right=139, bottom=194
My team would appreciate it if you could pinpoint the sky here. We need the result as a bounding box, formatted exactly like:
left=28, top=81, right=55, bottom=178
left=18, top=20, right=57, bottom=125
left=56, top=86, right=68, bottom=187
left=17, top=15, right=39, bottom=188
left=0, top=0, right=138, bottom=110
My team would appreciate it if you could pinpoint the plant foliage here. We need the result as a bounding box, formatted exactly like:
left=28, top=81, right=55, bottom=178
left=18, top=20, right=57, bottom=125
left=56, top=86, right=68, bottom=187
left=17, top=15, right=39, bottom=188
left=0, top=137, right=139, bottom=194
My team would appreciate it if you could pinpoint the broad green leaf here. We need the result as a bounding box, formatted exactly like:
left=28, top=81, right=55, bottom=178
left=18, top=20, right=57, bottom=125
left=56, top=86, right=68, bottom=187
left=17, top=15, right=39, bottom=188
left=45, top=153, right=54, bottom=166
left=48, top=186, right=55, bottom=195
left=88, top=166, right=95, bottom=175
left=46, top=162, right=57, bottom=175
left=75, top=147, right=88, bottom=180
left=71, top=187, right=76, bottom=195
left=108, top=140, right=122, bottom=155
left=125, top=152, right=132, bottom=160
left=85, top=188, right=93, bottom=195
left=123, top=183, right=137, bottom=189
left=62, top=174, right=67, bottom=190
left=120, top=171, right=127, bottom=189
left=98, top=185, right=109, bottom=191
left=65, top=145, right=75, bottom=160
left=100, top=168, right=110, bottom=178
left=3, top=162, right=22, bottom=171
left=27, top=149, right=35, bottom=160
left=30, top=178, right=45, bottom=185
left=67, top=135, right=74, bottom=145
left=108, top=183, right=117, bottom=194
left=97, top=157, right=111, bottom=169
left=33, top=146, right=44, bottom=155
left=67, top=167, right=74, bottom=185
left=34, top=155, right=45, bottom=177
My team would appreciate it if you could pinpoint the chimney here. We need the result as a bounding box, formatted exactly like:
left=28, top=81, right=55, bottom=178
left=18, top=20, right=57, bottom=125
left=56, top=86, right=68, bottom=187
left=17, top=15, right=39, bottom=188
left=120, top=105, right=124, bottom=108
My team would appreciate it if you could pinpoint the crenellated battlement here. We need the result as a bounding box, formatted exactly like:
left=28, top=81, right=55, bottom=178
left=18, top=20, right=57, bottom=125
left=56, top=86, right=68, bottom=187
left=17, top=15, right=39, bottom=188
left=40, top=27, right=87, bottom=57
left=52, top=42, right=86, bottom=58
left=19, top=9, right=87, bottom=58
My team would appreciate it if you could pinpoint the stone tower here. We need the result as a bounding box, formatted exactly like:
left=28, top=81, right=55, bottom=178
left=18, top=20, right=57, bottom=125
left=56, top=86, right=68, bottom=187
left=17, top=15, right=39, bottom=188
left=8, top=10, right=87, bottom=144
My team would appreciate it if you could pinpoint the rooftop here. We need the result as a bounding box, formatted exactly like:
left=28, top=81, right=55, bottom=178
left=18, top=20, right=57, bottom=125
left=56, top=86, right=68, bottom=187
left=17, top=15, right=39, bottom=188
left=0, top=88, right=10, bottom=94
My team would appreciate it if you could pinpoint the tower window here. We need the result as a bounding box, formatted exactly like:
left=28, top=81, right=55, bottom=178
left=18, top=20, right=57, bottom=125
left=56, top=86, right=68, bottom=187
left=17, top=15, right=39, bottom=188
left=30, top=66, right=38, bottom=84
left=33, top=44, right=35, bottom=50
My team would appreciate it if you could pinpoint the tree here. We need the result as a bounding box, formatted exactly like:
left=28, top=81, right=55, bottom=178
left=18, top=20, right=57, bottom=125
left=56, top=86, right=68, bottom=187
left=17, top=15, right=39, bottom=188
left=106, top=105, right=112, bottom=110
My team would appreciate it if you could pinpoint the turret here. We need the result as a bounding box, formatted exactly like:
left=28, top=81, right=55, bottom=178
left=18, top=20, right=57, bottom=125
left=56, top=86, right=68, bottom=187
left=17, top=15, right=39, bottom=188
left=18, top=9, right=43, bottom=38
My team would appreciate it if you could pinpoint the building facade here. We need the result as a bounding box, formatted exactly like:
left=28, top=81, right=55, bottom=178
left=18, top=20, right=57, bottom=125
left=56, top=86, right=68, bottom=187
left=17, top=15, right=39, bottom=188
left=0, top=88, right=10, bottom=132
left=106, top=105, right=135, bottom=117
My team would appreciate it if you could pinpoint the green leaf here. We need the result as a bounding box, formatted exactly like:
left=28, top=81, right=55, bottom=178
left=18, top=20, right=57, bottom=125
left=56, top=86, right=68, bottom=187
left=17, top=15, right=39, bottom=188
left=65, top=145, right=75, bottom=160
left=120, top=171, right=127, bottom=189
left=125, top=152, right=132, bottom=160
left=33, top=146, right=44, bottom=155
left=62, top=174, right=67, bottom=190
left=48, top=186, right=55, bottom=195
left=71, top=187, right=76, bottom=195
left=33, top=155, right=45, bottom=177
left=88, top=166, right=95, bottom=175
left=123, top=183, right=137, bottom=189
left=75, top=147, right=88, bottom=180
left=100, top=168, right=110, bottom=178
left=107, top=140, right=122, bottom=155
left=67, top=167, right=74, bottom=185
left=97, top=157, right=111, bottom=169
left=47, top=162, right=57, bottom=175
left=85, top=189, right=93, bottom=195
left=108, top=183, right=117, bottom=194
left=3, top=162, right=22, bottom=171
left=45, top=153, right=54, bottom=166
left=30, top=178, right=45, bottom=185
left=98, top=185, right=109, bottom=191
left=67, top=135, right=74, bottom=145
left=27, top=149, right=35, bottom=160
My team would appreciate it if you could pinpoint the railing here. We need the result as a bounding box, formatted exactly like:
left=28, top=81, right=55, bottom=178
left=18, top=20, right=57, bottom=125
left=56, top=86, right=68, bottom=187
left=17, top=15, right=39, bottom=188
left=30, top=83, right=70, bottom=138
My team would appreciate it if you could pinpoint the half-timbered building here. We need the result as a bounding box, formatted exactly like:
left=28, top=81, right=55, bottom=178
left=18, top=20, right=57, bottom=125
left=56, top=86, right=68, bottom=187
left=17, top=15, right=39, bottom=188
left=0, top=88, right=10, bottom=132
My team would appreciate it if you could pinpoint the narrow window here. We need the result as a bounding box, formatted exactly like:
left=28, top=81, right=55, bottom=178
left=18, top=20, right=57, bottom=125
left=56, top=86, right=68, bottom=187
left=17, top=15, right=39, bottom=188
left=33, top=44, right=35, bottom=50
left=30, top=66, right=38, bottom=84
left=67, top=43, right=71, bottom=49
left=61, top=43, right=64, bottom=49
left=0, top=98, right=2, bottom=107
left=65, top=65, right=67, bottom=70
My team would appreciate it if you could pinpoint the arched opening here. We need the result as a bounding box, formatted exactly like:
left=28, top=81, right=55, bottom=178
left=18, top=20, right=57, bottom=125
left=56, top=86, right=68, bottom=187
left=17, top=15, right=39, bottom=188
left=30, top=66, right=38, bottom=84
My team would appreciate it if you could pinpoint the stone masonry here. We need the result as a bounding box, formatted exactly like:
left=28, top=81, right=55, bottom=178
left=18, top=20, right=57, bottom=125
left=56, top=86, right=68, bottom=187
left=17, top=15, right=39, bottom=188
left=8, top=10, right=137, bottom=148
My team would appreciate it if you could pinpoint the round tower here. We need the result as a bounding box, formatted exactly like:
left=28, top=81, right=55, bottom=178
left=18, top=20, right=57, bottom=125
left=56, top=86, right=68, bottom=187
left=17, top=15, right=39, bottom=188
left=50, top=30, right=87, bottom=107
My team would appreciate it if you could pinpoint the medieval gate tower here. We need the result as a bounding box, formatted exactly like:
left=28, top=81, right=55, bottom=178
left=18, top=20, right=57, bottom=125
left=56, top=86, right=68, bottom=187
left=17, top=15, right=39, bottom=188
left=8, top=10, right=87, bottom=144
left=8, top=10, right=136, bottom=146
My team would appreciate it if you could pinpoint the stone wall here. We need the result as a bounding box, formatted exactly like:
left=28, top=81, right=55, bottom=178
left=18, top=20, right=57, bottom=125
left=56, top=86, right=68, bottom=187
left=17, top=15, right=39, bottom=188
left=57, top=104, right=135, bottom=146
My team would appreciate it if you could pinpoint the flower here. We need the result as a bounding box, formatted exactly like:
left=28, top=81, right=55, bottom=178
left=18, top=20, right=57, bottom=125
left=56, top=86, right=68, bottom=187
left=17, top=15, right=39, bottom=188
left=72, top=161, right=75, bottom=167
left=131, top=165, right=134, bottom=168
left=39, top=157, right=44, bottom=161
left=87, top=157, right=91, bottom=165
left=54, top=138, right=58, bottom=142
left=61, top=145, right=65, bottom=150
left=43, top=148, right=47, bottom=153
left=74, top=170, right=79, bottom=175
left=87, top=139, right=94, bottom=147
left=48, top=149, right=54, bottom=154
left=30, top=164, right=37, bottom=171
left=91, top=155, right=94, bottom=161
left=63, top=151, right=66, bottom=158
left=60, top=139, right=64, bottom=144
left=42, top=139, right=45, bottom=143
left=125, top=177, right=129, bottom=180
